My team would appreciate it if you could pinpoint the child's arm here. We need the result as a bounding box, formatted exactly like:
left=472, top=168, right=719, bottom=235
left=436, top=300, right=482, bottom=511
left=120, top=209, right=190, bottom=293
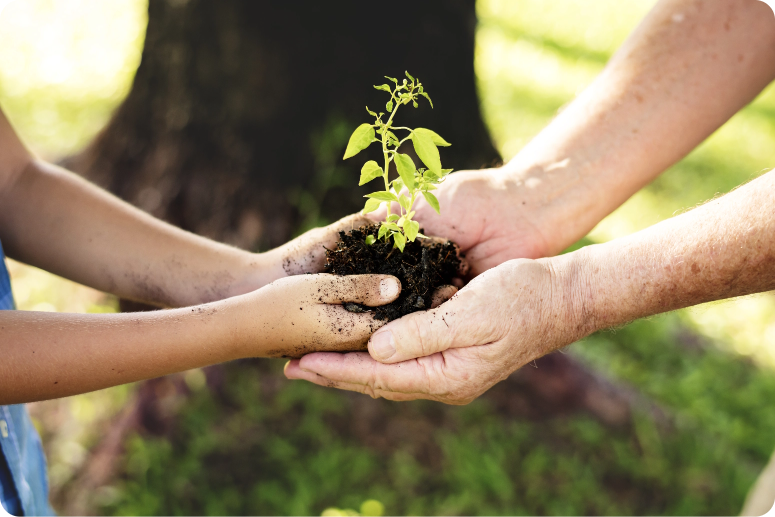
left=0, top=107, right=363, bottom=307
left=0, top=273, right=401, bottom=404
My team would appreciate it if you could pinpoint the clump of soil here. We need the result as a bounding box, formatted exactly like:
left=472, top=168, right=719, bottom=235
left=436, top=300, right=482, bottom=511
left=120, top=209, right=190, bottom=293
left=325, top=223, right=462, bottom=321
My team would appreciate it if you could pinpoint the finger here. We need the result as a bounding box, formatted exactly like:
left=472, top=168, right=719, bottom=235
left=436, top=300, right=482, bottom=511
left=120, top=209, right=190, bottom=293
left=283, top=305, right=388, bottom=356
left=292, top=352, right=445, bottom=397
left=367, top=290, right=493, bottom=364
left=293, top=375, right=426, bottom=401
left=311, top=274, right=401, bottom=306
left=367, top=310, right=446, bottom=363
left=430, top=285, right=457, bottom=308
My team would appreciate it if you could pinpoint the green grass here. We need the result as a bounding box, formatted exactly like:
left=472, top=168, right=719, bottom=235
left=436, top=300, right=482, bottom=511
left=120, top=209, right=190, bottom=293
left=98, top=336, right=775, bottom=515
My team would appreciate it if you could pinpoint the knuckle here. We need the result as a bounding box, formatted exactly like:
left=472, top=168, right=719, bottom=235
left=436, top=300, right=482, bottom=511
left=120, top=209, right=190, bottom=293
left=409, top=315, right=437, bottom=357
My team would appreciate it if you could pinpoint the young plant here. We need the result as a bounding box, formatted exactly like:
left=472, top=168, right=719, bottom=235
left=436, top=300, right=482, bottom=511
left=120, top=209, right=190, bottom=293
left=342, top=71, right=452, bottom=252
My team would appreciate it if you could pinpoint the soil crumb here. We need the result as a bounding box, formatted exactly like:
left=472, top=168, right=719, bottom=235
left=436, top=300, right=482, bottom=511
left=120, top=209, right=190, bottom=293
left=325, top=224, right=461, bottom=321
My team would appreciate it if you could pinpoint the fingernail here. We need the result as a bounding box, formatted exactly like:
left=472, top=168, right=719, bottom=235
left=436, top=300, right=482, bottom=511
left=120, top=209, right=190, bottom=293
left=370, top=331, right=396, bottom=361
left=380, top=278, right=400, bottom=299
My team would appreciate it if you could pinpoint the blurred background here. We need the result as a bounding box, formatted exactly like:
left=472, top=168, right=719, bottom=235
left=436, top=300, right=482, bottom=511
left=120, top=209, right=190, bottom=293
left=1, top=0, right=775, bottom=514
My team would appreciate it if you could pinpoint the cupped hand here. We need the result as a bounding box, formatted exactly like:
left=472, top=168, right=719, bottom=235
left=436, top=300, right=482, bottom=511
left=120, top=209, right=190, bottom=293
left=231, top=273, right=403, bottom=359
left=284, top=257, right=581, bottom=403
left=256, top=213, right=467, bottom=283
left=370, top=167, right=553, bottom=277
left=267, top=214, right=375, bottom=276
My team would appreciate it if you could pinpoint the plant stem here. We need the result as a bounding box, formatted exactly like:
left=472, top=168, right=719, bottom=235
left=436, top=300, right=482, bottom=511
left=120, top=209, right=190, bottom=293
left=381, top=88, right=403, bottom=218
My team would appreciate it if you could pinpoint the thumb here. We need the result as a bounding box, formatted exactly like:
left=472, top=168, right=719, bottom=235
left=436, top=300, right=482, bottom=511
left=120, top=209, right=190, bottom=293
left=314, top=274, right=401, bottom=307
left=368, top=297, right=462, bottom=363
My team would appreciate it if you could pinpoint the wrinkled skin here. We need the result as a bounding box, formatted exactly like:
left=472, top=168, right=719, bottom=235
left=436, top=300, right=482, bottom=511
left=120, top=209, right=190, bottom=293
left=369, top=167, right=552, bottom=277
left=285, top=258, right=574, bottom=404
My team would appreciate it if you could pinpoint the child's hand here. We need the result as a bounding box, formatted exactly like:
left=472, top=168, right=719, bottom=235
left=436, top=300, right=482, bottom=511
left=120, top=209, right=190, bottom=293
left=229, top=272, right=401, bottom=358
left=267, top=214, right=374, bottom=277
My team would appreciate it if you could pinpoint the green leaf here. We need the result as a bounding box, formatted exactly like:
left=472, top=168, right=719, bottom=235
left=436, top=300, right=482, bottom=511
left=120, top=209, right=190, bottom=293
left=394, top=153, right=416, bottom=191
left=393, top=232, right=406, bottom=252
left=359, top=161, right=383, bottom=186
left=374, top=84, right=392, bottom=93
left=386, top=100, right=393, bottom=113
left=362, top=198, right=382, bottom=214
left=423, top=169, right=440, bottom=181
left=398, top=194, right=411, bottom=212
left=419, top=129, right=450, bottom=147
left=420, top=92, right=433, bottom=108
left=365, top=191, right=398, bottom=202
left=343, top=124, right=375, bottom=160
left=365, top=106, right=377, bottom=117
left=365, top=235, right=376, bottom=245
left=383, top=222, right=401, bottom=232
left=397, top=216, right=405, bottom=227
left=411, top=128, right=442, bottom=174
left=386, top=214, right=400, bottom=222
left=422, top=192, right=440, bottom=214
left=441, top=168, right=453, bottom=174
left=405, top=71, right=415, bottom=82
left=378, top=223, right=390, bottom=240
left=404, top=220, right=420, bottom=241
left=385, top=76, right=398, bottom=84
left=412, top=100, right=418, bottom=108
left=391, top=179, right=404, bottom=195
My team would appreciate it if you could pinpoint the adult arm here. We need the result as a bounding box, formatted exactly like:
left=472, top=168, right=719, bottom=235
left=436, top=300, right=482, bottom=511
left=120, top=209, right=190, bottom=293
left=286, top=170, right=775, bottom=403
left=0, top=108, right=368, bottom=307
left=397, top=0, right=775, bottom=275
left=0, top=273, right=400, bottom=404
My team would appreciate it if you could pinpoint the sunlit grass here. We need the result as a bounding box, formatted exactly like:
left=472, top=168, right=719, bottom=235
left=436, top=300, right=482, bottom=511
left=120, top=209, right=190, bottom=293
left=0, top=0, right=147, bottom=160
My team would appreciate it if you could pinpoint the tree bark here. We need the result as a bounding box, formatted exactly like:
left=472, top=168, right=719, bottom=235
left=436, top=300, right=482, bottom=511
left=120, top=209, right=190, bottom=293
left=67, top=0, right=499, bottom=250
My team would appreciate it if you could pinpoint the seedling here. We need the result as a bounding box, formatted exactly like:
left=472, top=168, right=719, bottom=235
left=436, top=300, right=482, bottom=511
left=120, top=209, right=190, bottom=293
left=342, top=71, right=452, bottom=252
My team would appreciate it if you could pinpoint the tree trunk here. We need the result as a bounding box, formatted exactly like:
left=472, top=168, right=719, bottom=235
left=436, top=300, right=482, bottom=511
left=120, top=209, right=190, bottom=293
left=67, top=0, right=499, bottom=250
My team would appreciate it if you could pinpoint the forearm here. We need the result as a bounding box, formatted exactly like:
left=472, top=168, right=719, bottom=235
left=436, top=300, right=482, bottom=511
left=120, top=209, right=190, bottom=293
left=0, top=159, right=281, bottom=307
left=0, top=273, right=400, bottom=404
left=559, top=170, right=775, bottom=338
left=503, top=0, right=775, bottom=255
left=0, top=298, right=244, bottom=404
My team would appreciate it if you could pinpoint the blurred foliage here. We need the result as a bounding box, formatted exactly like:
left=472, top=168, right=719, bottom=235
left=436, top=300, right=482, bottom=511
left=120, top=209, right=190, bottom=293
left=96, top=345, right=775, bottom=516
left=476, top=0, right=775, bottom=370
left=0, top=0, right=146, bottom=160
left=0, top=0, right=141, bottom=509
left=6, top=260, right=126, bottom=504
left=1, top=0, right=774, bottom=515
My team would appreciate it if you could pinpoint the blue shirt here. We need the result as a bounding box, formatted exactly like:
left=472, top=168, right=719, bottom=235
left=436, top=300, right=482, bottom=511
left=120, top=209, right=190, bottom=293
left=0, top=240, right=54, bottom=516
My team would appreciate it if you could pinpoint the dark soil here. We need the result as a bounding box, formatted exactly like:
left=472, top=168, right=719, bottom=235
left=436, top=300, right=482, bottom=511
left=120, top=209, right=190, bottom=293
left=324, top=224, right=462, bottom=321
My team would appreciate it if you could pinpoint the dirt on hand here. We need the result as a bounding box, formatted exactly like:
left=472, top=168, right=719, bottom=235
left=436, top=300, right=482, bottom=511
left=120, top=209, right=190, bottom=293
left=324, top=224, right=462, bottom=321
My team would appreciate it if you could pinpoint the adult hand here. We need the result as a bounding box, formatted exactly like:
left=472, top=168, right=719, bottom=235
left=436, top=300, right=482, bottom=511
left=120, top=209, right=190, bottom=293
left=284, top=256, right=581, bottom=403
left=368, top=164, right=562, bottom=278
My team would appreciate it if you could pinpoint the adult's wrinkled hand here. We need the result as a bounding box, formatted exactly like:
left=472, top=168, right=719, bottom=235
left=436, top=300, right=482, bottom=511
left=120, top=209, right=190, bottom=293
left=369, top=165, right=559, bottom=277
left=285, top=256, right=584, bottom=404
